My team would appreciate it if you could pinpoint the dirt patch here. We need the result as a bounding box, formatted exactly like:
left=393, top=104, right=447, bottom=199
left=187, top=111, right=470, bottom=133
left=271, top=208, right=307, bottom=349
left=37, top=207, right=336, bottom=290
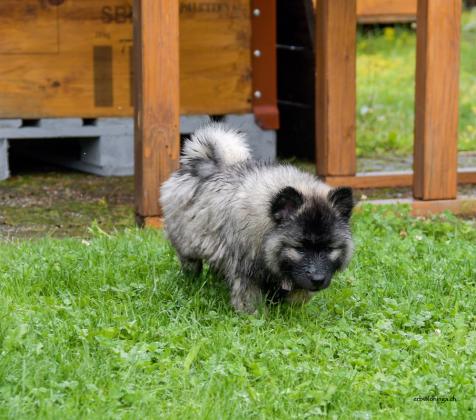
left=1, top=158, right=475, bottom=239
left=0, top=172, right=135, bottom=239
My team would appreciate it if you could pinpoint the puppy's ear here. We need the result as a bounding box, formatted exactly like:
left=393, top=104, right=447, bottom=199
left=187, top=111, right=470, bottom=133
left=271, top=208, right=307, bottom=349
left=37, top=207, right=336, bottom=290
left=328, top=187, right=354, bottom=220
left=271, top=187, right=303, bottom=223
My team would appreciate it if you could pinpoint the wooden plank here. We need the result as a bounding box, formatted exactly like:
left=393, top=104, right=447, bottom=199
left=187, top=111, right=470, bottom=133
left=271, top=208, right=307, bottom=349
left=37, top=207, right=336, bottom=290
left=357, top=0, right=416, bottom=22
left=325, top=171, right=413, bottom=188
left=134, top=0, right=180, bottom=219
left=315, top=0, right=356, bottom=177
left=0, top=1, right=59, bottom=54
left=0, top=0, right=251, bottom=118
left=414, top=0, right=461, bottom=200
left=179, top=1, right=251, bottom=115
left=412, top=199, right=476, bottom=217
left=325, top=169, right=476, bottom=189
left=251, top=0, right=279, bottom=129
left=312, top=0, right=417, bottom=23
left=355, top=198, right=476, bottom=217
left=458, top=168, right=476, bottom=185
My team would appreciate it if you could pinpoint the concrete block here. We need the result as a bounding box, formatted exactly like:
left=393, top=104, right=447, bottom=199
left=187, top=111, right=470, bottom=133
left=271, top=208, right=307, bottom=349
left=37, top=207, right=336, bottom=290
left=223, top=114, right=277, bottom=161
left=0, top=139, right=9, bottom=181
left=180, top=115, right=211, bottom=133
left=0, top=119, right=21, bottom=129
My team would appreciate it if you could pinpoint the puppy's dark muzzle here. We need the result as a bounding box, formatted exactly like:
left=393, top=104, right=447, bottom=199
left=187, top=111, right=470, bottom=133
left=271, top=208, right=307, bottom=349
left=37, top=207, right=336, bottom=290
left=310, top=275, right=331, bottom=291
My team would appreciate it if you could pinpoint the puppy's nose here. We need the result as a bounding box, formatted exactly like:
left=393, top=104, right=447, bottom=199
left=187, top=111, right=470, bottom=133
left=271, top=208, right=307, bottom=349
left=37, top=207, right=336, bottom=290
left=310, top=274, right=326, bottom=287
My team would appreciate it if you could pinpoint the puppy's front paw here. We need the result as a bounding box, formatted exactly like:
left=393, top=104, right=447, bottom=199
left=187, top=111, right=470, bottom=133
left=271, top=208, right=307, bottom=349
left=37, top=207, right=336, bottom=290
left=230, top=279, right=262, bottom=314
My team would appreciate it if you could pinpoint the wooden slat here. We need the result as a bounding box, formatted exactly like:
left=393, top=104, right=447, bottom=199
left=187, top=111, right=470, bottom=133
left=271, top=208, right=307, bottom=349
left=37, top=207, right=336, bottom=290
left=325, top=168, right=476, bottom=189
left=134, top=0, right=180, bottom=219
left=412, top=199, right=476, bottom=217
left=458, top=168, right=476, bottom=184
left=251, top=0, right=279, bottom=130
left=315, top=0, right=356, bottom=177
left=357, top=0, right=416, bottom=22
left=356, top=198, right=476, bottom=217
left=414, top=0, right=462, bottom=200
left=313, top=0, right=417, bottom=23
left=325, top=171, right=413, bottom=188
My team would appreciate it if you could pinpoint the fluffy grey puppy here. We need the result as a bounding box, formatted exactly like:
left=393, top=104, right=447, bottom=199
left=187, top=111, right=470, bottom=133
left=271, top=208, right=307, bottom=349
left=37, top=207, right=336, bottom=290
left=160, top=124, right=355, bottom=313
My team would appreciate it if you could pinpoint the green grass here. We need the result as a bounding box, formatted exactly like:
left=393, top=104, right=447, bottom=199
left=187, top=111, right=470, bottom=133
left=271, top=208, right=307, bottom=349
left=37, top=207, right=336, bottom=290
left=357, top=10, right=476, bottom=157
left=1, top=208, right=475, bottom=418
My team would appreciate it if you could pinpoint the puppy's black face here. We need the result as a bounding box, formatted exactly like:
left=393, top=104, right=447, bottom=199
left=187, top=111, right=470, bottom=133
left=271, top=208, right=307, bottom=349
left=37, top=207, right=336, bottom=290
left=267, top=186, right=354, bottom=292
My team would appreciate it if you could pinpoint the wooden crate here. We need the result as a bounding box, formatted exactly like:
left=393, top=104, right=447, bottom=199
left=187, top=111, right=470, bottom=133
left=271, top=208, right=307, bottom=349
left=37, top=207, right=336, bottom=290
left=0, top=0, right=251, bottom=118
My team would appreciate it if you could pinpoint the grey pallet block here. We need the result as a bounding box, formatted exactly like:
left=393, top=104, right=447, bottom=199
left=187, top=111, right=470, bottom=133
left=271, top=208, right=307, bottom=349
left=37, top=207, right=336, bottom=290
left=180, top=115, right=211, bottom=133
left=0, top=115, right=275, bottom=179
left=0, top=117, right=133, bottom=139
left=178, top=114, right=276, bottom=161
left=0, top=119, right=21, bottom=129
left=0, top=139, right=9, bottom=180
left=0, top=117, right=134, bottom=178
left=223, top=114, right=276, bottom=161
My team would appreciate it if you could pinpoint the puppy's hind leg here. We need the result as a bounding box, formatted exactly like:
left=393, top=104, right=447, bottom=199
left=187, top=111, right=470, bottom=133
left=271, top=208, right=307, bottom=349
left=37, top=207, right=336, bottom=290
left=230, top=278, right=263, bottom=314
left=178, top=254, right=203, bottom=277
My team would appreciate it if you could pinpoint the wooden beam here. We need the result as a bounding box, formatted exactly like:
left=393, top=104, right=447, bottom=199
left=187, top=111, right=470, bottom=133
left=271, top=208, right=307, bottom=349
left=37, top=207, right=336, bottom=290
left=414, top=0, right=461, bottom=200
left=251, top=0, right=279, bottom=129
left=458, top=167, right=476, bottom=185
left=325, top=168, right=476, bottom=189
left=357, top=0, right=417, bottom=23
left=356, top=198, right=476, bottom=217
left=133, top=0, right=180, bottom=221
left=315, top=0, right=357, bottom=177
left=325, top=171, right=413, bottom=188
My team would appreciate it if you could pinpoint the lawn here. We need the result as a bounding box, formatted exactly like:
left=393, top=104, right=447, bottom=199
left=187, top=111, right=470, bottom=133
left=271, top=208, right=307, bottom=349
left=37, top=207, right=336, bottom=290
left=1, top=8, right=476, bottom=420
left=1, top=207, right=475, bottom=418
left=357, top=9, right=476, bottom=157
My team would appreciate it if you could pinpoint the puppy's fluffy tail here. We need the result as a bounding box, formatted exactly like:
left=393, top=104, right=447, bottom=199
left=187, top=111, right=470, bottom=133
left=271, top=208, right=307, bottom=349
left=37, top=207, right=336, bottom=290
left=180, top=123, right=251, bottom=178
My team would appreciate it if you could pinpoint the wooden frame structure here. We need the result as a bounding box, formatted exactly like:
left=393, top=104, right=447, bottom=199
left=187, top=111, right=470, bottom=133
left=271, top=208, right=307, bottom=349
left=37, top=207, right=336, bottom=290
left=133, top=0, right=476, bottom=223
left=316, top=0, right=476, bottom=215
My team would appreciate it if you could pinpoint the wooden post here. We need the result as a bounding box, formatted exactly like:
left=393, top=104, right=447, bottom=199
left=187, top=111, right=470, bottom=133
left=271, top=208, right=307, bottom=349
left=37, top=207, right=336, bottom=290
left=414, top=0, right=461, bottom=200
left=133, top=0, right=180, bottom=227
left=315, top=0, right=357, bottom=177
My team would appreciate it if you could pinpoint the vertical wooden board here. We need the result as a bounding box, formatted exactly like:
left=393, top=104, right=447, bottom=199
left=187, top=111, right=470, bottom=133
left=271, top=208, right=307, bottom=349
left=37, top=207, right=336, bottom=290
left=134, top=0, right=180, bottom=218
left=250, top=0, right=279, bottom=130
left=414, top=0, right=461, bottom=200
left=315, top=0, right=356, bottom=177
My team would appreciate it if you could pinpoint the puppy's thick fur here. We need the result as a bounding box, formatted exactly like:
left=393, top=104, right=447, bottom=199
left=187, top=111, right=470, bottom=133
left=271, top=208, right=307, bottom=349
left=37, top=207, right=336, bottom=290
left=160, top=124, right=354, bottom=313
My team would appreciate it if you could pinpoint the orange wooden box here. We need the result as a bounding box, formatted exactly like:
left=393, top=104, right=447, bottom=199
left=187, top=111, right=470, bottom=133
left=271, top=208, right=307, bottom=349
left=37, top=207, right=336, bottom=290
left=0, top=0, right=252, bottom=118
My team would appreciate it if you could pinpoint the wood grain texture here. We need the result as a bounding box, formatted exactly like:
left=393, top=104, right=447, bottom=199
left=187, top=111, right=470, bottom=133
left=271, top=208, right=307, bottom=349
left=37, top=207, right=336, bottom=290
left=325, top=169, right=476, bottom=189
left=251, top=0, right=279, bottom=129
left=412, top=198, right=476, bottom=217
left=134, top=0, right=179, bottom=218
left=354, top=198, right=476, bottom=217
left=315, top=0, right=356, bottom=177
left=414, top=0, right=461, bottom=200
left=0, top=0, right=251, bottom=118
left=357, top=0, right=416, bottom=22
left=313, top=0, right=417, bottom=23
left=325, top=172, right=413, bottom=188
